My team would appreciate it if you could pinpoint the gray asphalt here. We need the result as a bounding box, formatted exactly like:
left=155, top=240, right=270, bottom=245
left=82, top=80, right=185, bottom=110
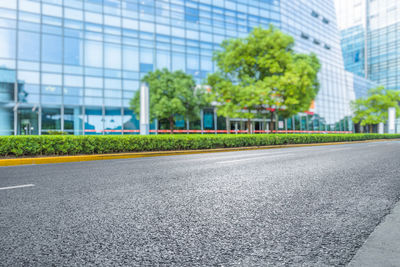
left=1, top=141, right=400, bottom=266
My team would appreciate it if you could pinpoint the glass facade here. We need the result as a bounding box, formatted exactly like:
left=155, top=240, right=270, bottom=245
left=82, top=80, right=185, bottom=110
left=337, top=0, right=400, bottom=90
left=0, top=0, right=372, bottom=135
left=340, top=25, right=365, bottom=77
left=336, top=0, right=400, bottom=132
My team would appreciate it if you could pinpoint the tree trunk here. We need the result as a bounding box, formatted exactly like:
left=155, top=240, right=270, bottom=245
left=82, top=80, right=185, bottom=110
left=269, top=112, right=275, bottom=133
left=369, top=124, right=373, bottom=133
left=247, top=119, right=251, bottom=134
left=169, top=117, right=174, bottom=134
left=226, top=116, right=231, bottom=134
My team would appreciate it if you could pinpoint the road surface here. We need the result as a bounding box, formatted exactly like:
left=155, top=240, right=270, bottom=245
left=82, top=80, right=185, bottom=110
left=1, top=141, right=400, bottom=266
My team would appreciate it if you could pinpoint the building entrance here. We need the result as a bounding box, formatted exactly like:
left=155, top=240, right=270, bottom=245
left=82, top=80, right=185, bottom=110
left=18, top=108, right=38, bottom=135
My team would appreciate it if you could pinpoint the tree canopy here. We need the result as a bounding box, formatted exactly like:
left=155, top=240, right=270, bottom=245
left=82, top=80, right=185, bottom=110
left=207, top=25, right=320, bottom=131
left=130, top=69, right=207, bottom=133
left=351, top=86, right=400, bottom=132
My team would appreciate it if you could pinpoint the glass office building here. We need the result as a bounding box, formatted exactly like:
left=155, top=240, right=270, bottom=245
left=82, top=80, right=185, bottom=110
left=0, top=0, right=372, bottom=135
left=336, top=0, right=400, bottom=132
left=340, top=25, right=366, bottom=77
left=336, top=0, right=400, bottom=90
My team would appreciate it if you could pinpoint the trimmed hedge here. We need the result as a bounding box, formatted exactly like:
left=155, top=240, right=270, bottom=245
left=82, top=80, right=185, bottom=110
left=0, top=134, right=399, bottom=157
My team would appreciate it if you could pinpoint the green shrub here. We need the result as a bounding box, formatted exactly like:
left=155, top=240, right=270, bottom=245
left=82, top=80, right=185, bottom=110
left=0, top=134, right=399, bottom=157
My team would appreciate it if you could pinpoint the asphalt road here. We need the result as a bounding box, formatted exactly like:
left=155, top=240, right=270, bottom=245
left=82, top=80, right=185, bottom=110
left=1, top=141, right=400, bottom=266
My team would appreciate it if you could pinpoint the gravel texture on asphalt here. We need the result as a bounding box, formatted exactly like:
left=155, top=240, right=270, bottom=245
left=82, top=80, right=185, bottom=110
left=1, top=141, right=400, bottom=266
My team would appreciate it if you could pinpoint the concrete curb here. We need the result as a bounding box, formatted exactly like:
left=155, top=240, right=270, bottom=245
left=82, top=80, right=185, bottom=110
left=348, top=200, right=400, bottom=267
left=0, top=139, right=398, bottom=167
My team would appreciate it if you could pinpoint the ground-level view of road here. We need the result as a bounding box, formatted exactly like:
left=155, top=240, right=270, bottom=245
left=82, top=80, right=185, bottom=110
left=1, top=141, right=400, bottom=266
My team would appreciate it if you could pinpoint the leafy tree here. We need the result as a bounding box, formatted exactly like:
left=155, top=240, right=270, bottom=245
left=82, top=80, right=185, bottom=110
left=130, top=69, right=207, bottom=133
left=352, top=86, right=400, bottom=133
left=207, top=25, right=320, bottom=133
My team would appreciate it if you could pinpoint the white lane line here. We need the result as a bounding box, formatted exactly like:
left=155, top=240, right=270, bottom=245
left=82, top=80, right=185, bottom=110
left=217, top=153, right=294, bottom=164
left=329, top=147, right=352, bottom=151
left=196, top=151, right=296, bottom=160
left=0, top=184, right=35, bottom=191
left=122, top=151, right=298, bottom=163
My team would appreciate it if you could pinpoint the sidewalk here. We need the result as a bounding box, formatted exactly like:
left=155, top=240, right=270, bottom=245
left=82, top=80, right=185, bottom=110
left=348, top=200, right=400, bottom=266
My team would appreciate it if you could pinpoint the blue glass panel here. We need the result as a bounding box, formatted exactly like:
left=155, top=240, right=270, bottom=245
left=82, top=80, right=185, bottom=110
left=42, top=34, right=62, bottom=64
left=64, top=37, right=83, bottom=65
left=64, top=107, right=83, bottom=135
left=104, top=43, right=121, bottom=69
left=19, top=21, right=40, bottom=32
left=41, top=94, right=62, bottom=105
left=85, top=40, right=103, bottom=67
left=0, top=68, right=15, bottom=103
left=123, top=46, right=139, bottom=71
left=140, top=63, right=153, bottom=73
left=105, top=108, right=122, bottom=134
left=156, top=50, right=170, bottom=69
left=123, top=108, right=139, bottom=133
left=0, top=106, right=13, bottom=135
left=0, top=28, right=15, bottom=59
left=85, top=108, right=103, bottom=134
left=172, top=52, right=185, bottom=71
left=41, top=108, right=61, bottom=133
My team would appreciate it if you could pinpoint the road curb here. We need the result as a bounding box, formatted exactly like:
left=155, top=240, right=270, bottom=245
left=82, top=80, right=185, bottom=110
left=0, top=139, right=398, bottom=167
left=348, top=200, right=400, bottom=266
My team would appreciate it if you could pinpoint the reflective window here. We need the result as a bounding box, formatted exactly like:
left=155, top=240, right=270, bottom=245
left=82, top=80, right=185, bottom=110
left=42, top=85, right=61, bottom=95
left=41, top=34, right=62, bottom=64
left=105, top=78, right=121, bottom=89
left=156, top=50, right=170, bottom=69
left=42, top=73, right=62, bottom=86
left=0, top=68, right=14, bottom=102
left=123, top=108, right=139, bottom=133
left=172, top=52, right=185, bottom=71
left=18, top=71, right=40, bottom=84
left=0, top=1, right=17, bottom=9
left=41, top=108, right=61, bottom=133
left=41, top=94, right=62, bottom=105
left=123, top=46, right=139, bottom=71
left=187, top=54, right=199, bottom=70
left=85, top=108, right=103, bottom=134
left=201, top=57, right=212, bottom=71
left=85, top=77, right=103, bottom=88
left=140, top=48, right=153, bottom=72
left=85, top=96, right=102, bottom=106
left=64, top=75, right=83, bottom=87
left=64, top=107, right=83, bottom=135
left=105, top=108, right=122, bottom=134
left=85, top=40, right=103, bottom=67
left=123, top=80, right=139, bottom=91
left=105, top=43, right=121, bottom=69
left=64, top=95, right=83, bottom=105
left=0, top=106, right=13, bottom=135
left=18, top=31, right=40, bottom=61
left=0, top=28, right=15, bottom=59
left=64, top=37, right=83, bottom=65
